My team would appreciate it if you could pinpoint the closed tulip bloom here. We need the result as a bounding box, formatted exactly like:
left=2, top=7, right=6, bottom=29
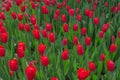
left=34, top=24, right=39, bottom=29
left=61, top=14, right=66, bottom=23
left=73, top=24, right=78, bottom=31
left=77, top=68, right=90, bottom=80
left=62, top=38, right=68, bottom=46
left=25, top=23, right=31, bottom=32
left=85, top=9, right=90, bottom=16
left=42, top=29, right=48, bottom=38
left=107, top=60, right=115, bottom=72
left=11, top=12, right=17, bottom=20
left=99, top=31, right=104, bottom=38
left=17, top=47, right=24, bottom=58
left=85, top=36, right=91, bottom=46
left=18, top=22, right=24, bottom=31
left=94, top=17, right=99, bottom=25
left=0, top=26, right=6, bottom=33
left=88, top=11, right=94, bottom=18
left=109, top=43, right=117, bottom=53
left=69, top=8, right=74, bottom=16
left=18, top=14, right=23, bottom=21
left=76, top=14, right=82, bottom=21
left=63, top=23, right=69, bottom=32
left=21, top=5, right=26, bottom=12
left=73, top=36, right=78, bottom=45
left=40, top=55, right=49, bottom=66
left=117, top=31, right=120, bottom=38
left=42, top=5, right=49, bottom=14
left=48, top=32, right=55, bottom=43
left=89, top=62, right=96, bottom=71
left=30, top=15, right=36, bottom=25
left=8, top=58, right=18, bottom=71
left=0, top=32, right=8, bottom=43
left=16, top=0, right=23, bottom=6
left=77, top=44, right=84, bottom=55
left=62, top=49, right=69, bottom=60
left=51, top=77, right=58, bottom=80
left=0, top=45, right=5, bottom=57
left=18, top=42, right=26, bottom=51
left=32, top=29, right=40, bottom=40
left=100, top=53, right=106, bottom=62
left=46, top=23, right=52, bottom=31
left=38, top=43, right=46, bottom=55
left=25, top=65, right=37, bottom=80
left=81, top=27, right=87, bottom=36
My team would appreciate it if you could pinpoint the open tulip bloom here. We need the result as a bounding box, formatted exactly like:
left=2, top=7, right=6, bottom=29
left=0, top=0, right=120, bottom=80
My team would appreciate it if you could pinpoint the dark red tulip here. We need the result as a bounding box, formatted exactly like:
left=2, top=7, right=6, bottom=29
left=25, top=65, right=37, bottom=80
left=51, top=77, right=58, bottom=80
left=73, top=24, right=78, bottom=31
left=107, top=60, right=114, bottom=72
left=61, top=14, right=66, bottom=23
left=55, top=9, right=60, bottom=16
left=46, top=23, right=52, bottom=31
left=100, top=53, right=106, bottom=62
left=18, top=42, right=26, bottom=51
left=89, top=62, right=96, bottom=71
left=25, top=23, right=31, bottom=32
left=63, top=23, right=69, bottom=32
left=42, top=29, right=48, bottom=38
left=21, top=5, right=26, bottom=12
left=76, top=8, right=80, bottom=14
left=57, top=3, right=62, bottom=9
left=73, top=36, right=78, bottom=45
left=62, top=38, right=67, bottom=46
left=18, top=14, right=23, bottom=21
left=34, top=24, right=39, bottom=29
left=77, top=68, right=90, bottom=80
left=38, top=43, right=46, bottom=55
left=0, top=45, right=5, bottom=57
left=40, top=55, right=49, bottom=66
left=62, top=49, right=69, bottom=60
left=42, top=5, right=49, bottom=14
left=81, top=27, right=87, bottom=36
left=69, top=8, right=74, bottom=16
left=99, top=31, right=104, bottom=38
left=88, top=11, right=94, bottom=18
left=16, top=0, right=23, bottom=6
left=30, top=15, right=36, bottom=25
left=118, top=31, right=120, bottom=38
left=0, top=32, right=8, bottom=43
left=32, top=29, right=40, bottom=40
left=11, top=12, right=17, bottom=20
left=77, top=44, right=84, bottom=55
left=8, top=58, right=18, bottom=71
left=76, top=14, right=82, bottom=21
left=85, top=36, right=91, bottom=46
left=48, top=32, right=55, bottom=43
left=18, top=22, right=24, bottom=31
left=109, top=43, right=117, bottom=53
left=17, top=46, right=24, bottom=58
left=85, top=9, right=90, bottom=16
left=93, top=17, right=99, bottom=25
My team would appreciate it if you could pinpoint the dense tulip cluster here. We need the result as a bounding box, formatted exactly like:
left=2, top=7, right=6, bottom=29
left=0, top=0, right=120, bottom=80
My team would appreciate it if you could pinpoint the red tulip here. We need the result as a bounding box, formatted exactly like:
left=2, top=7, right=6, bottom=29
left=63, top=23, right=69, bottom=32
left=32, top=29, right=40, bottom=40
left=76, top=8, right=80, bottom=14
left=21, top=5, right=26, bottom=12
left=48, top=32, right=55, bottom=43
left=61, top=14, right=66, bottom=23
left=0, top=21, right=3, bottom=27
left=18, top=42, right=26, bottom=51
left=100, top=53, right=106, bottom=62
left=0, top=12, right=6, bottom=20
left=88, top=11, right=94, bottom=18
left=77, top=68, right=90, bottom=80
left=85, top=9, right=90, bottom=16
left=40, top=55, right=49, bottom=66
left=16, top=0, right=23, bottom=6
left=30, top=15, right=36, bottom=25
left=73, top=24, right=78, bottom=31
left=89, top=62, right=96, bottom=71
left=0, top=45, right=5, bottom=57
left=88, top=0, right=92, bottom=3
left=85, top=36, right=91, bottom=46
left=55, top=9, right=60, bottom=16
left=62, top=49, right=69, bottom=60
left=69, top=8, right=74, bottom=16
left=25, top=65, right=37, bottom=80
left=62, top=38, right=67, bottom=46
left=18, top=22, right=24, bottom=31
left=104, top=2, right=109, bottom=7
left=76, top=14, right=82, bottom=21
left=77, top=44, right=84, bottom=55
left=109, top=43, right=117, bottom=53
left=8, top=58, right=18, bottom=71
left=0, top=26, right=6, bottom=33
left=9, top=70, right=14, bottom=76
left=73, top=36, right=78, bottom=45
left=46, top=23, right=52, bottom=31
left=99, top=31, right=104, bottom=38
left=34, top=24, right=39, bottom=29
left=93, top=17, right=99, bottom=25
left=51, top=77, right=58, bottom=80
left=54, top=13, right=59, bottom=20
left=42, top=29, right=48, bottom=38
left=118, top=2, right=120, bottom=10
left=38, top=43, right=46, bottom=55
left=42, top=5, right=49, bottom=14
left=102, top=23, right=109, bottom=32
left=18, top=13, right=23, bottom=21
left=118, top=31, right=120, bottom=38
left=0, top=32, right=8, bottom=43
left=107, top=60, right=114, bottom=72
left=17, top=46, right=24, bottom=58
left=57, top=3, right=62, bottom=9
left=81, top=27, right=87, bottom=36
left=11, top=12, right=17, bottom=20
left=25, top=23, right=31, bottom=32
